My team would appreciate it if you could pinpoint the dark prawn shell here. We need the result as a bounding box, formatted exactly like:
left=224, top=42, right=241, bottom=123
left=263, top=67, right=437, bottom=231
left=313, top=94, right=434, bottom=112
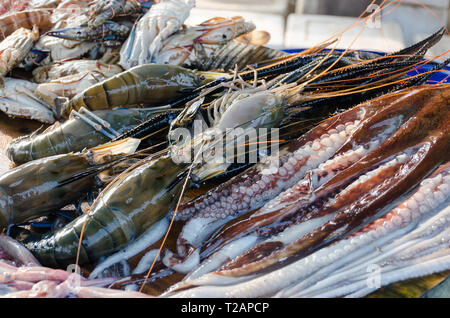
left=7, top=108, right=162, bottom=165
left=26, top=156, right=187, bottom=268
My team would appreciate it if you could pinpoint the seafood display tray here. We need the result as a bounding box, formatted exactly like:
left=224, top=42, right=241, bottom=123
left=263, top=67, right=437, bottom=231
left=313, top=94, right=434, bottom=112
left=0, top=43, right=448, bottom=297
left=284, top=48, right=450, bottom=84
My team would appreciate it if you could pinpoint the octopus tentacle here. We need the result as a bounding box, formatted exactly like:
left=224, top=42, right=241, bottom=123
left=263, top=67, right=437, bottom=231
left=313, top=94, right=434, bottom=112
left=178, top=143, right=378, bottom=281
left=89, top=217, right=170, bottom=279
left=164, top=161, right=450, bottom=298
left=175, top=108, right=366, bottom=221
left=210, top=84, right=450, bottom=277
left=162, top=105, right=367, bottom=272
left=184, top=86, right=447, bottom=277
left=163, top=85, right=450, bottom=278
left=297, top=219, right=450, bottom=297
left=163, top=85, right=449, bottom=297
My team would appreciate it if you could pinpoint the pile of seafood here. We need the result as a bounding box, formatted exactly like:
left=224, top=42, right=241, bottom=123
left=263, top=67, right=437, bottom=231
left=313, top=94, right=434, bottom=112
left=0, top=0, right=449, bottom=298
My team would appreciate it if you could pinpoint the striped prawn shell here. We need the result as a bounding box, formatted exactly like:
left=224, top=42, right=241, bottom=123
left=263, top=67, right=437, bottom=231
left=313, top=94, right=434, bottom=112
left=197, top=41, right=288, bottom=71
left=0, top=26, right=39, bottom=77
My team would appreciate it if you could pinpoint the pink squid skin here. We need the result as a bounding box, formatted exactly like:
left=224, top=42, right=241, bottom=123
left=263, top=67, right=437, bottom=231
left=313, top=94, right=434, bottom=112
left=209, top=85, right=450, bottom=277
left=0, top=280, right=60, bottom=298
left=0, top=227, right=147, bottom=297
left=175, top=94, right=369, bottom=222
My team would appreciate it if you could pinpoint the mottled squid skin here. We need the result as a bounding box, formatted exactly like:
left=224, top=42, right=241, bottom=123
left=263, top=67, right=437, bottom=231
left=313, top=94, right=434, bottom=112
left=165, top=86, right=431, bottom=271
left=167, top=161, right=450, bottom=297
left=0, top=26, right=39, bottom=79
left=27, top=156, right=187, bottom=268
left=276, top=163, right=450, bottom=298
left=62, top=64, right=216, bottom=117
left=169, top=85, right=423, bottom=268
left=162, top=85, right=449, bottom=282
left=0, top=9, right=53, bottom=40
left=7, top=108, right=162, bottom=165
left=0, top=153, right=102, bottom=228
left=201, top=85, right=450, bottom=278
